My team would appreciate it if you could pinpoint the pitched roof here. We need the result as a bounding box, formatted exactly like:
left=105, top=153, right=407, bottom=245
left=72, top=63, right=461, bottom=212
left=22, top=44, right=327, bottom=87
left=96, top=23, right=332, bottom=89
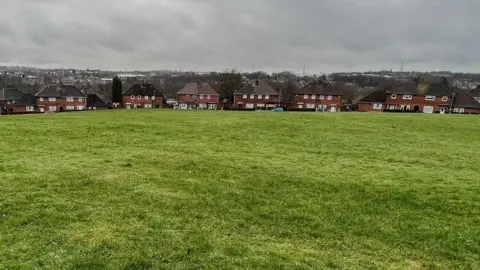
left=177, top=82, right=219, bottom=95
left=453, top=93, right=480, bottom=109
left=122, top=83, right=162, bottom=96
left=390, top=82, right=452, bottom=96
left=87, top=94, right=109, bottom=108
left=36, top=85, right=85, bottom=97
left=357, top=88, right=387, bottom=103
left=296, top=82, right=342, bottom=96
left=16, top=93, right=37, bottom=106
left=0, top=88, right=26, bottom=100
left=235, top=80, right=279, bottom=95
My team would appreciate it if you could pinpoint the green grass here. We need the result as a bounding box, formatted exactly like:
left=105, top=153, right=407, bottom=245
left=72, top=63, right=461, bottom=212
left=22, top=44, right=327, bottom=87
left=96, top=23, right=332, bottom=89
left=1, top=110, right=480, bottom=269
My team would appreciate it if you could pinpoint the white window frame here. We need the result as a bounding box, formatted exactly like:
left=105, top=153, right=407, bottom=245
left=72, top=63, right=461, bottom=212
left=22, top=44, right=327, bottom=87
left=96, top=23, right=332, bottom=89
left=66, top=97, right=74, bottom=102
left=246, top=103, right=254, bottom=109
left=39, top=97, right=44, bottom=102
left=144, top=104, right=152, bottom=108
left=311, top=95, right=316, bottom=100
left=66, top=106, right=75, bottom=111
left=137, top=96, right=142, bottom=100
left=26, top=106, right=35, bottom=112
left=303, top=95, right=309, bottom=99
left=199, top=95, right=204, bottom=100
left=442, top=96, right=448, bottom=102
left=306, top=104, right=315, bottom=109
left=78, top=97, right=83, bottom=102
left=243, top=94, right=247, bottom=99
left=77, top=106, right=85, bottom=111
left=265, top=95, right=270, bottom=100
left=425, top=95, right=435, bottom=101
left=319, top=95, right=324, bottom=100
left=389, top=105, right=396, bottom=110
left=258, top=95, right=263, bottom=100
left=402, top=95, right=413, bottom=100
left=257, top=104, right=265, bottom=107
left=373, top=103, right=383, bottom=110
left=48, top=106, right=57, bottom=112
left=207, top=95, right=211, bottom=99
left=131, top=95, right=135, bottom=99
left=391, top=94, right=397, bottom=99
left=250, top=94, right=255, bottom=99
left=151, top=96, right=155, bottom=100
left=48, top=97, right=56, bottom=102
left=144, top=96, right=149, bottom=100
left=327, top=95, right=332, bottom=100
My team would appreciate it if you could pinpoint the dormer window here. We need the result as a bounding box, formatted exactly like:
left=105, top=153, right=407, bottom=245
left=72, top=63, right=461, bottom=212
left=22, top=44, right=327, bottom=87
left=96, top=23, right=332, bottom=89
left=442, top=96, right=448, bottom=102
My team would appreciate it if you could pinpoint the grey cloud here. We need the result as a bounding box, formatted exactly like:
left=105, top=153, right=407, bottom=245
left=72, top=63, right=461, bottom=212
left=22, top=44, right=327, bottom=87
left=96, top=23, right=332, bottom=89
left=0, top=0, right=479, bottom=72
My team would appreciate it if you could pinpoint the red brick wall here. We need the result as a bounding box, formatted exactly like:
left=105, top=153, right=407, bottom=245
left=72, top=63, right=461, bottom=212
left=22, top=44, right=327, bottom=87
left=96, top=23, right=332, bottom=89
left=123, top=95, right=163, bottom=107
left=462, top=108, right=480, bottom=114
left=37, top=97, right=87, bottom=112
left=357, top=103, right=384, bottom=112
left=294, top=95, right=342, bottom=108
left=234, top=94, right=279, bottom=108
left=178, top=94, right=219, bottom=104
left=385, top=94, right=450, bottom=111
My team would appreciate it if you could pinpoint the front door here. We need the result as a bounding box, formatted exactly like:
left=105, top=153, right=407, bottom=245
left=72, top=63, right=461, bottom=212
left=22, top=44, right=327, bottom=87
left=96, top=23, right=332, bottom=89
left=126, top=104, right=131, bottom=109
left=330, top=106, right=336, bottom=112
left=440, top=108, right=446, bottom=114
left=40, top=107, right=45, bottom=113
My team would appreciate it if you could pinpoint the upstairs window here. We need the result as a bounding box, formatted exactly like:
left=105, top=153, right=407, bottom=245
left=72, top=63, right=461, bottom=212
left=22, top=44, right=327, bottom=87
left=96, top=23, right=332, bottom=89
left=131, top=95, right=135, bottom=99
left=250, top=94, right=255, bottom=99
left=78, top=98, right=84, bottom=102
left=391, top=94, right=397, bottom=99
left=425, top=96, right=435, bottom=101
left=265, top=95, right=270, bottom=100
left=402, top=95, right=413, bottom=100
left=303, top=95, right=309, bottom=99
left=144, top=96, right=149, bottom=100
left=66, top=97, right=74, bottom=102
left=442, top=96, right=448, bottom=102
left=151, top=96, right=155, bottom=100
left=258, top=95, right=263, bottom=99
left=137, top=96, right=142, bottom=100
left=319, top=95, right=324, bottom=100
left=48, top=97, right=56, bottom=102
left=243, top=94, right=247, bottom=99
left=311, top=95, right=316, bottom=99
left=39, top=97, right=44, bottom=102
left=207, top=95, right=211, bottom=99
left=200, top=95, right=204, bottom=99
left=327, top=96, right=332, bottom=100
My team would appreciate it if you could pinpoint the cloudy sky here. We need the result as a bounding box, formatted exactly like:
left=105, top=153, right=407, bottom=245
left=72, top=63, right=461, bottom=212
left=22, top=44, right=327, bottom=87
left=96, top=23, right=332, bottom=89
left=0, top=0, right=479, bottom=73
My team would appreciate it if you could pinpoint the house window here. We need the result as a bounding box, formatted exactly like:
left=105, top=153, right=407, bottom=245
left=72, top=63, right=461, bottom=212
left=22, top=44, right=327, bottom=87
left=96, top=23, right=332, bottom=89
left=250, top=94, right=255, bottom=99
left=257, top=104, right=265, bottom=107
left=442, top=96, right=448, bottom=102
left=258, top=95, right=263, bottom=99
left=26, top=106, right=35, bottom=112
left=144, top=96, right=149, bottom=100
left=66, top=106, right=75, bottom=111
left=66, top=97, right=74, bottom=102
left=425, top=95, right=435, bottom=101
left=265, top=95, right=270, bottom=100
left=373, top=103, right=383, bottom=110
left=391, top=94, right=397, bottom=99
left=199, top=95, right=204, bottom=99
left=400, top=105, right=411, bottom=110
left=151, top=96, right=155, bottom=100
left=48, top=97, right=56, bottom=102
left=319, top=95, right=324, bottom=100
left=303, top=95, right=309, bottom=99
left=311, top=95, right=316, bottom=99
left=327, top=96, right=332, bottom=100
left=78, top=98, right=83, bottom=102
left=389, top=105, right=396, bottom=110
left=246, top=103, right=254, bottom=109
left=48, top=106, right=57, bottom=112
left=243, top=94, right=247, bottom=99
left=144, top=104, right=152, bottom=108
left=137, top=96, right=142, bottom=99
left=306, top=104, right=315, bottom=109
left=402, top=95, right=412, bottom=100
left=77, top=106, right=85, bottom=111
left=192, top=95, right=197, bottom=99
left=131, top=95, right=135, bottom=99
left=207, top=95, right=211, bottom=99
left=39, top=97, right=44, bottom=102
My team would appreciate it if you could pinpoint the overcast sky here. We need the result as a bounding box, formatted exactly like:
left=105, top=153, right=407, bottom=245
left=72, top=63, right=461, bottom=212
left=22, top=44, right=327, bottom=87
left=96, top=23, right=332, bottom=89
left=1, top=0, right=479, bottom=73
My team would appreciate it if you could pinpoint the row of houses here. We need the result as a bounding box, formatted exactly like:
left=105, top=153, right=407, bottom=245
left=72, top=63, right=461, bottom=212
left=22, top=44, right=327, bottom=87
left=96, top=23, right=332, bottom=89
left=2, top=79, right=480, bottom=114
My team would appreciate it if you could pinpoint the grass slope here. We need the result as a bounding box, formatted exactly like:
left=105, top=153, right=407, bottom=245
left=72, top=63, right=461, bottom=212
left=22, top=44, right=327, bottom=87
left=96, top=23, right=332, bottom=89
left=0, top=110, right=479, bottom=269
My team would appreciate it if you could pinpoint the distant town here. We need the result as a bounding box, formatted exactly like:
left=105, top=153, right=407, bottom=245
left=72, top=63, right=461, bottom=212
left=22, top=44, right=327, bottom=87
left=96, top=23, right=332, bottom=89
left=1, top=66, right=480, bottom=114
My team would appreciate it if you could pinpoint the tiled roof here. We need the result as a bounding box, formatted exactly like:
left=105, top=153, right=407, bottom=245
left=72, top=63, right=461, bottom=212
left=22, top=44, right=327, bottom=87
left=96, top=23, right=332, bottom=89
left=177, top=82, right=219, bottom=95
left=357, top=88, right=387, bottom=103
left=453, top=93, right=480, bottom=109
left=87, top=94, right=109, bottom=107
left=390, top=82, right=452, bottom=96
left=235, top=80, right=279, bottom=95
left=0, top=88, right=26, bottom=100
left=123, top=83, right=162, bottom=96
left=296, top=82, right=342, bottom=96
left=36, top=85, right=85, bottom=98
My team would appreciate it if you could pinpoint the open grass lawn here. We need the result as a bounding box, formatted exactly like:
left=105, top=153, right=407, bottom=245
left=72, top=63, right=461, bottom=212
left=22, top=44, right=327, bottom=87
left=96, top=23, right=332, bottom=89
left=1, top=110, right=480, bottom=269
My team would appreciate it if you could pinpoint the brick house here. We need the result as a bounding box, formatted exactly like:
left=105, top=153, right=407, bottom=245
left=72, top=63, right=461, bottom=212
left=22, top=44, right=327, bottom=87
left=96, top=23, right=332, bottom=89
left=122, top=83, right=163, bottom=109
left=0, top=88, right=37, bottom=114
left=233, top=80, right=279, bottom=110
left=36, top=84, right=86, bottom=113
left=294, top=82, right=343, bottom=112
left=87, top=89, right=110, bottom=110
left=451, top=92, right=480, bottom=114
left=357, top=82, right=453, bottom=113
left=177, top=82, right=219, bottom=110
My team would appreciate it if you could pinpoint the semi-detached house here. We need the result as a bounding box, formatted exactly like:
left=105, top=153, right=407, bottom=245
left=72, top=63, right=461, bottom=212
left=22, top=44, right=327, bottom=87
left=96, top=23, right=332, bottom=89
left=36, top=84, right=86, bottom=113
left=294, top=82, right=343, bottom=112
left=234, top=80, right=279, bottom=110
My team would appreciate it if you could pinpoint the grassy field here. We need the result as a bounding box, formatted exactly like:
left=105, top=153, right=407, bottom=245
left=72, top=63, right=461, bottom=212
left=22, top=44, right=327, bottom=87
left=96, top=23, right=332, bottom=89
left=0, top=110, right=479, bottom=269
